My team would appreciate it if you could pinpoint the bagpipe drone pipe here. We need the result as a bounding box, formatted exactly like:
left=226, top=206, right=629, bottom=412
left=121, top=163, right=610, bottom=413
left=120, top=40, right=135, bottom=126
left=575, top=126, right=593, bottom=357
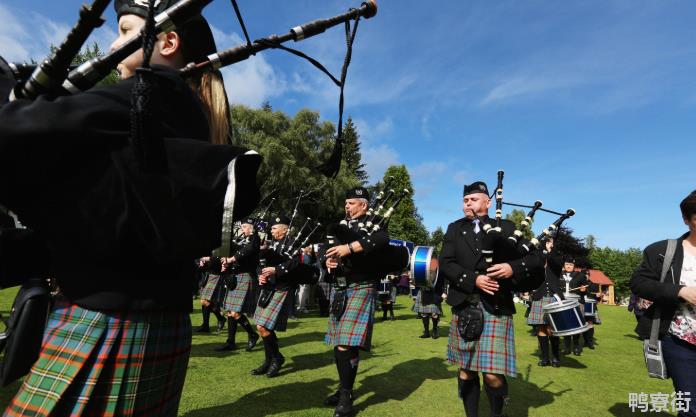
left=472, top=170, right=576, bottom=293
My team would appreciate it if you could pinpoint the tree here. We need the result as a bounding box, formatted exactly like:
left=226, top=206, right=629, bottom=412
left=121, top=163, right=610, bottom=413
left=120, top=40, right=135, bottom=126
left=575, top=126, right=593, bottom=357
left=429, top=227, right=445, bottom=253
left=341, top=117, right=368, bottom=184
left=588, top=246, right=642, bottom=299
left=375, top=165, right=429, bottom=245
left=552, top=226, right=591, bottom=268
left=230, top=105, right=363, bottom=234
left=504, top=209, right=534, bottom=240
left=585, top=234, right=597, bottom=250
left=70, top=42, right=119, bottom=86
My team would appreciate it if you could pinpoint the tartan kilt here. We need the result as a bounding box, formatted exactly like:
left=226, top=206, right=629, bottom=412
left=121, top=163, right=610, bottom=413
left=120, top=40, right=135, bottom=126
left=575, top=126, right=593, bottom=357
left=199, top=274, right=223, bottom=304
left=412, top=291, right=443, bottom=315
left=253, top=288, right=291, bottom=332
left=4, top=297, right=191, bottom=417
left=447, top=306, right=516, bottom=378
left=526, top=296, right=555, bottom=325
left=325, top=283, right=375, bottom=351
left=223, top=272, right=256, bottom=315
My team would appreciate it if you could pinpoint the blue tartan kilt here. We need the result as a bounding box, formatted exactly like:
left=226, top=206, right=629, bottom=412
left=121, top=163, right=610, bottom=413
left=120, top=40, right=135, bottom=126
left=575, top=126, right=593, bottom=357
left=412, top=290, right=443, bottom=315
left=447, top=306, right=516, bottom=378
left=253, top=288, right=292, bottom=332
left=199, top=274, right=223, bottom=304
left=325, top=283, right=375, bottom=351
left=223, top=272, right=256, bottom=315
left=526, top=296, right=556, bottom=325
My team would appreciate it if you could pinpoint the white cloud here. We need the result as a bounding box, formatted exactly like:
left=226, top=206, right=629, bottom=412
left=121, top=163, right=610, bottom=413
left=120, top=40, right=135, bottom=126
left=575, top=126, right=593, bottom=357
left=353, top=116, right=394, bottom=146
left=362, top=143, right=400, bottom=183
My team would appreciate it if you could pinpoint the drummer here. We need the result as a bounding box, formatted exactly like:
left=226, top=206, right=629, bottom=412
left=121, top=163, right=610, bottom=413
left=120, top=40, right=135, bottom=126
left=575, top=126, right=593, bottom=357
left=527, top=238, right=563, bottom=367
left=560, top=257, right=589, bottom=356
left=581, top=272, right=601, bottom=350
left=413, top=276, right=445, bottom=339
left=378, top=275, right=398, bottom=321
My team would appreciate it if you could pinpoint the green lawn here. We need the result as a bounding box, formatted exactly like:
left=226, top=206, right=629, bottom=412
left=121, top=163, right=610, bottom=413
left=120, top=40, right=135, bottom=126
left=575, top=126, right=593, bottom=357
left=0, top=287, right=678, bottom=416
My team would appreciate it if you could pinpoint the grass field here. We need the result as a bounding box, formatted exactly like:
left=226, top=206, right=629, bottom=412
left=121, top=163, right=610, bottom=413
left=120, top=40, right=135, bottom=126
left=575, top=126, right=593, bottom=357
left=0, top=287, right=679, bottom=416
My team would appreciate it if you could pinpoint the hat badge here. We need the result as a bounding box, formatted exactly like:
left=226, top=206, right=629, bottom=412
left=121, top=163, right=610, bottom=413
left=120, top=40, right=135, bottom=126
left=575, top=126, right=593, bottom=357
left=479, top=184, right=485, bottom=190
left=356, top=189, right=363, bottom=195
left=134, top=0, right=162, bottom=7
left=275, top=217, right=280, bottom=222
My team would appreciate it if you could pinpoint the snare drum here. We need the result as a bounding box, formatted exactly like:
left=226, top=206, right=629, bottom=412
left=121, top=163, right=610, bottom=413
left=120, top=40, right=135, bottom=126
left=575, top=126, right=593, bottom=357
left=410, top=246, right=439, bottom=288
left=542, top=298, right=589, bottom=337
left=584, top=298, right=597, bottom=317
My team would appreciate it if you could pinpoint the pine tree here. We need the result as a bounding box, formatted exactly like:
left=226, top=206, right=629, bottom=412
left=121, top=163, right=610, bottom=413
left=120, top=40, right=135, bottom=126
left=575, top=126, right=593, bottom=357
left=375, top=165, right=429, bottom=244
left=341, top=117, right=368, bottom=184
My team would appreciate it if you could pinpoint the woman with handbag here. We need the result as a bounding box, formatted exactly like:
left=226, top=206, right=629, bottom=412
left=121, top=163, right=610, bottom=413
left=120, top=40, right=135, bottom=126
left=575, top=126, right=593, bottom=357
left=630, top=190, right=696, bottom=417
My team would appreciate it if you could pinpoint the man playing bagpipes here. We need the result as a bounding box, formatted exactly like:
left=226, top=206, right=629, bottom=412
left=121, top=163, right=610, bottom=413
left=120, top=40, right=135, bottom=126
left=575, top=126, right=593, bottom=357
left=440, top=179, right=545, bottom=417
left=323, top=186, right=408, bottom=417
left=216, top=217, right=261, bottom=352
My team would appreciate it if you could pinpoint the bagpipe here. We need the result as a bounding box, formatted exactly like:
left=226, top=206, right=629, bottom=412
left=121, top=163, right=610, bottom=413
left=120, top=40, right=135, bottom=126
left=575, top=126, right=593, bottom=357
left=325, top=181, right=411, bottom=281
left=473, top=170, right=576, bottom=268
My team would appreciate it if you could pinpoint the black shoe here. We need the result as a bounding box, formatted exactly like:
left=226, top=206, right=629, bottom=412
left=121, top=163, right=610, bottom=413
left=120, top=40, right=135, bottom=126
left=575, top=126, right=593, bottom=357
left=432, top=328, right=439, bottom=339
left=324, top=390, right=347, bottom=407
left=333, top=389, right=354, bottom=417
left=537, top=359, right=550, bottom=367
left=196, top=324, right=210, bottom=333
left=217, top=318, right=226, bottom=332
left=390, top=316, right=395, bottom=321
left=246, top=333, right=260, bottom=352
left=215, top=342, right=237, bottom=351
left=587, top=343, right=595, bottom=350
left=250, top=361, right=270, bottom=375
left=419, top=331, right=430, bottom=339
left=266, top=356, right=285, bottom=378
left=573, top=348, right=582, bottom=356
left=551, top=359, right=560, bottom=368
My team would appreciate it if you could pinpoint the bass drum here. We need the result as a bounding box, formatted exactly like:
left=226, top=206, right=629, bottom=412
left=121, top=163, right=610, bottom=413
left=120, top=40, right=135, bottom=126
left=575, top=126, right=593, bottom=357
left=410, top=246, right=439, bottom=288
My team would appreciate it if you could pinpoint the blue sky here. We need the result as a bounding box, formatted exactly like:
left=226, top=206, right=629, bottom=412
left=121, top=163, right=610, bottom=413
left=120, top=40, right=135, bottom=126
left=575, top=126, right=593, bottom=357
left=2, top=1, right=694, bottom=250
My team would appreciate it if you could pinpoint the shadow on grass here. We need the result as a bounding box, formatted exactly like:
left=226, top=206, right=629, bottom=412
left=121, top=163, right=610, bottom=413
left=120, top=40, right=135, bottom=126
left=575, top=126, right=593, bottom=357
left=608, top=402, right=674, bottom=417
left=506, top=364, right=572, bottom=417
left=180, top=378, right=336, bottom=417
left=190, top=331, right=327, bottom=358
left=624, top=333, right=641, bottom=340
left=352, top=357, right=454, bottom=412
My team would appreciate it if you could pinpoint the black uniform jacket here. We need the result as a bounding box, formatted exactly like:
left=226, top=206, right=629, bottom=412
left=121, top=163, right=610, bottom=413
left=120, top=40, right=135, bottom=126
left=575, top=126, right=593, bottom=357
left=0, top=66, right=261, bottom=311
left=231, top=233, right=261, bottom=275
left=630, top=234, right=688, bottom=339
left=439, top=215, right=545, bottom=315
left=261, top=239, right=317, bottom=289
left=532, top=253, right=564, bottom=301
left=329, top=215, right=392, bottom=284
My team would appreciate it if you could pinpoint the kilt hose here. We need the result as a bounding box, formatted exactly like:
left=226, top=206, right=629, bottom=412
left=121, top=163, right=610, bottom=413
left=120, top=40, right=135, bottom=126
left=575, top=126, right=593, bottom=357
left=4, top=298, right=191, bottom=417
left=199, top=274, right=223, bottom=304
left=223, top=272, right=256, bottom=315
left=325, top=283, right=375, bottom=351
left=253, top=288, right=292, bottom=332
left=526, top=296, right=556, bottom=326
left=447, top=306, right=516, bottom=378
left=411, top=291, right=443, bottom=316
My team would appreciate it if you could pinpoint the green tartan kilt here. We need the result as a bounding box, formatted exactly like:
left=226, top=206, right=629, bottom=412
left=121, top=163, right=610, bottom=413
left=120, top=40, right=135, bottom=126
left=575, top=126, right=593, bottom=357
left=411, top=290, right=443, bottom=316
left=223, top=272, right=256, bottom=315
left=447, top=306, right=516, bottom=378
left=253, top=288, right=291, bottom=332
left=199, top=273, right=223, bottom=304
left=526, top=296, right=555, bottom=325
left=3, top=297, right=191, bottom=417
left=325, top=283, right=375, bottom=351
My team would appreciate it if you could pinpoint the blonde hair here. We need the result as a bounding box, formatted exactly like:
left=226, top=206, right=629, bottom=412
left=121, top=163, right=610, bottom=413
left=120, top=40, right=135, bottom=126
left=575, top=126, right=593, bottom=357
left=187, top=69, right=232, bottom=145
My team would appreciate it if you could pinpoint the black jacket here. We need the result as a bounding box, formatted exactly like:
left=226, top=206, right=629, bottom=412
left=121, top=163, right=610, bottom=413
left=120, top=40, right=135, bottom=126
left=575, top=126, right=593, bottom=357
left=630, top=234, right=688, bottom=340
left=328, top=215, right=393, bottom=284
left=532, top=253, right=564, bottom=301
left=0, top=67, right=261, bottom=311
left=231, top=233, right=261, bottom=275
left=261, top=239, right=316, bottom=289
left=439, top=215, right=545, bottom=315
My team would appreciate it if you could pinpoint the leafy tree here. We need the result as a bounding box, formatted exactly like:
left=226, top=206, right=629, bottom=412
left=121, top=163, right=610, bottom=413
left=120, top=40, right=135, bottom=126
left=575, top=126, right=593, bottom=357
left=429, top=226, right=445, bottom=253
left=552, top=226, right=591, bottom=268
left=230, top=105, right=362, bottom=235
left=375, top=165, right=429, bottom=245
left=585, top=234, right=597, bottom=250
left=341, top=117, right=368, bottom=184
left=588, top=246, right=642, bottom=299
left=69, top=42, right=119, bottom=86
left=504, top=209, right=534, bottom=240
